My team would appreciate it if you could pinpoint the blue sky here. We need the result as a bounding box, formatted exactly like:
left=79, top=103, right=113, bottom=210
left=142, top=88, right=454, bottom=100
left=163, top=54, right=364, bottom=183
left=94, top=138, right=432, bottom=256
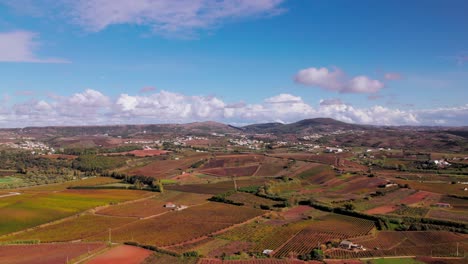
left=0, top=0, right=467, bottom=127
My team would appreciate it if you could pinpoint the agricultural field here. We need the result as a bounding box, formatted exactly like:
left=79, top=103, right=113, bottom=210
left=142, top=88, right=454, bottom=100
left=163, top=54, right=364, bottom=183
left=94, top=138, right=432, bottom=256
left=128, top=153, right=210, bottom=178
left=329, top=231, right=468, bottom=259
left=218, top=218, right=313, bottom=254
left=86, top=245, right=153, bottom=264
left=202, top=155, right=265, bottom=169
left=0, top=214, right=136, bottom=243
left=166, top=178, right=268, bottom=194
left=0, top=242, right=106, bottom=264
left=427, top=209, right=468, bottom=223
left=254, top=157, right=291, bottom=176
left=274, top=214, right=375, bottom=258
left=96, top=191, right=211, bottom=218
left=393, top=180, right=468, bottom=196
left=0, top=187, right=151, bottom=236
left=86, top=202, right=263, bottom=247
left=201, top=165, right=259, bottom=177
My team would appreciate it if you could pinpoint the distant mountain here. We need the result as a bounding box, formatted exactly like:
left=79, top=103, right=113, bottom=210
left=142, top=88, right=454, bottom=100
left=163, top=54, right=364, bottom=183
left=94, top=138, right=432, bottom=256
left=240, top=118, right=367, bottom=135
left=16, top=121, right=241, bottom=138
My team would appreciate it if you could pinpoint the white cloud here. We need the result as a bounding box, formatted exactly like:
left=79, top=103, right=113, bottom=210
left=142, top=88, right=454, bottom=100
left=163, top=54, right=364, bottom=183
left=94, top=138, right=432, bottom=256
left=0, top=31, right=69, bottom=63
left=294, top=66, right=385, bottom=94
left=264, top=93, right=303, bottom=104
left=1, top=90, right=467, bottom=127
left=294, top=67, right=344, bottom=92
left=345, top=76, right=384, bottom=93
left=319, top=98, right=344, bottom=106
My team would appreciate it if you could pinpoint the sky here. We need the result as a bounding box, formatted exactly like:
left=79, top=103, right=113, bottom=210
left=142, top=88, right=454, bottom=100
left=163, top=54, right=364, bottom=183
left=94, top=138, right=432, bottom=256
left=0, top=0, right=467, bottom=128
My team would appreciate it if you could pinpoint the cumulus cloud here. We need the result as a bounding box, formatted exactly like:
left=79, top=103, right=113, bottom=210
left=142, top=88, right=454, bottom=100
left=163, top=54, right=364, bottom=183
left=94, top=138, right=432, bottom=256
left=1, top=90, right=467, bottom=127
left=0, top=31, right=69, bottom=63
left=294, top=67, right=385, bottom=94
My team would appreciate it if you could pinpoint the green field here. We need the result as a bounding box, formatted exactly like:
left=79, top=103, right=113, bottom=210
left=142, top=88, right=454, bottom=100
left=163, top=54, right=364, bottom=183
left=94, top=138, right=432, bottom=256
left=0, top=188, right=150, bottom=236
left=0, top=176, right=23, bottom=186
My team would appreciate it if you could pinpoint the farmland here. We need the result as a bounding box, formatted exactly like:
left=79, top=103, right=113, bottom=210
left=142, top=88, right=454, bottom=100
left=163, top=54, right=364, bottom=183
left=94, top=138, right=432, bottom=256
left=0, top=187, right=150, bottom=236
left=86, top=202, right=263, bottom=246
left=86, top=245, right=153, bottom=264
left=128, top=153, right=210, bottom=178
left=0, top=214, right=136, bottom=243
left=0, top=122, right=466, bottom=263
left=0, top=242, right=106, bottom=264
left=328, top=231, right=468, bottom=259
left=166, top=178, right=268, bottom=194
left=96, top=191, right=211, bottom=218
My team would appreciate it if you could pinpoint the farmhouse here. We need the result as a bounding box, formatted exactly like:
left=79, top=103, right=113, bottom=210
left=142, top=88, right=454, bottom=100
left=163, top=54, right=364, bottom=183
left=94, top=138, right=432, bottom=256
left=262, top=249, right=274, bottom=256
left=164, top=202, right=176, bottom=208
left=339, top=240, right=364, bottom=250
left=433, top=202, right=451, bottom=208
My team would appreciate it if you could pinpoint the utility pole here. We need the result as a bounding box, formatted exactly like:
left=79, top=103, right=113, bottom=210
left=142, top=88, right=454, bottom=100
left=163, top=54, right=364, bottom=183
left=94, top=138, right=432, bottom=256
left=232, top=176, right=237, bottom=191
left=108, top=228, right=112, bottom=244
left=457, top=242, right=459, bottom=257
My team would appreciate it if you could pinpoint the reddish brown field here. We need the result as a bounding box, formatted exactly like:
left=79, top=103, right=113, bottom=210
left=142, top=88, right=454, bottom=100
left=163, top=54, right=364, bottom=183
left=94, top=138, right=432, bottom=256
left=166, top=178, right=268, bottom=195
left=282, top=205, right=315, bottom=221
left=129, top=153, right=209, bottom=178
left=87, top=202, right=263, bottom=247
left=428, top=209, right=468, bottom=223
left=331, top=231, right=468, bottom=259
left=86, top=245, right=152, bottom=264
left=0, top=243, right=105, bottom=264
left=201, top=165, right=259, bottom=177
left=400, top=191, right=437, bottom=205
left=393, top=180, right=467, bottom=196
left=202, top=154, right=265, bottom=169
left=365, top=205, right=398, bottom=215
left=254, top=157, right=290, bottom=176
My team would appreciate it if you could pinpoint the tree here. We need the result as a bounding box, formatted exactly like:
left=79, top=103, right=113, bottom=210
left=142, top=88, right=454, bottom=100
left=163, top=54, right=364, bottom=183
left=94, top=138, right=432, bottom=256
left=343, top=202, right=355, bottom=211
left=134, top=179, right=143, bottom=190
